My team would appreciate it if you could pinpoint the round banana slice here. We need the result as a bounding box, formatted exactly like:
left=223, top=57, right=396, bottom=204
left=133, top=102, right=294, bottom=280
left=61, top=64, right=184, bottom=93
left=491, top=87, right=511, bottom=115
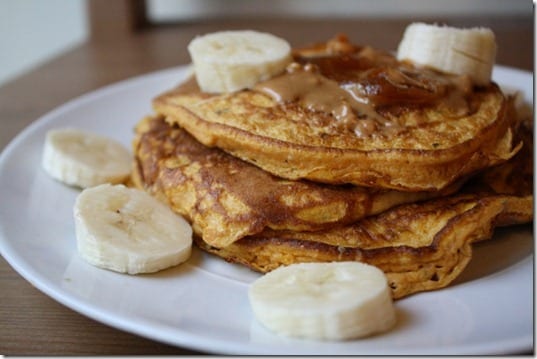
left=74, top=184, right=193, bottom=274
left=188, top=30, right=292, bottom=93
left=42, top=128, right=132, bottom=188
left=397, top=22, right=497, bottom=86
left=248, top=261, right=396, bottom=341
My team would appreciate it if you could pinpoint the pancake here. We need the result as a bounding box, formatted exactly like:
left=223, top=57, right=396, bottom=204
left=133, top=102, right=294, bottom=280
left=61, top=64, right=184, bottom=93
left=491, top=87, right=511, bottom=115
left=132, top=115, right=460, bottom=248
left=195, top=123, right=533, bottom=299
left=154, top=35, right=521, bottom=191
left=197, top=194, right=531, bottom=299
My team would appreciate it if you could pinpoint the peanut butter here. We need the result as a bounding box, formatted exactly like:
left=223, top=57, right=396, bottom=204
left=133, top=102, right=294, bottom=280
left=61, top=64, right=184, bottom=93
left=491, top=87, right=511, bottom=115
left=254, top=43, right=474, bottom=138
left=255, top=62, right=386, bottom=137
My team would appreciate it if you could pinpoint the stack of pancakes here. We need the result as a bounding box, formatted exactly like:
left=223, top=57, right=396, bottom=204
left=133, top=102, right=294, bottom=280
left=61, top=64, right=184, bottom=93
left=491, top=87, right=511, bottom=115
left=131, top=36, right=532, bottom=299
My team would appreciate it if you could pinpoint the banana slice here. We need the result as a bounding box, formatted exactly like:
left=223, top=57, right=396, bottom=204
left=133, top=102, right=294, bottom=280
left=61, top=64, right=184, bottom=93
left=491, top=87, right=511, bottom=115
left=74, top=184, right=193, bottom=274
left=188, top=30, right=292, bottom=93
left=248, top=262, right=396, bottom=341
left=397, top=22, right=497, bottom=86
left=42, top=128, right=132, bottom=188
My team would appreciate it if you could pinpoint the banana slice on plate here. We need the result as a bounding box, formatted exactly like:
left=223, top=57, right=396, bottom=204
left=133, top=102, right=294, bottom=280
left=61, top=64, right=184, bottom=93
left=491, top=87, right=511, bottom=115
left=42, top=128, right=132, bottom=188
left=74, top=184, right=193, bottom=274
left=248, top=262, right=396, bottom=341
left=188, top=30, right=292, bottom=93
left=397, top=22, right=497, bottom=86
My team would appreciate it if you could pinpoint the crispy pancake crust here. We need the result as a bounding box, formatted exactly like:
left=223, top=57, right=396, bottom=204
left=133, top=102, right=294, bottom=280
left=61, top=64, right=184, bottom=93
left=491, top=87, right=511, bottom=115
left=154, top=37, right=521, bottom=191
left=196, top=194, right=531, bottom=299
left=132, top=115, right=460, bottom=248
left=195, top=123, right=533, bottom=299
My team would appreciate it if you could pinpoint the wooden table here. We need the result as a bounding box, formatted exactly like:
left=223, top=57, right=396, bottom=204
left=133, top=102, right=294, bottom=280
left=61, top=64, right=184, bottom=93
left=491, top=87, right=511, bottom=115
left=0, top=17, right=533, bottom=355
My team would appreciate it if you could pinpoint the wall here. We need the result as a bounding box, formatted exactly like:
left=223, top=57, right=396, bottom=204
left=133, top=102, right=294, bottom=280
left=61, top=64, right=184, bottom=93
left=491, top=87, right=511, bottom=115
left=147, top=0, right=532, bottom=21
left=0, top=0, right=532, bottom=87
left=0, top=0, right=88, bottom=87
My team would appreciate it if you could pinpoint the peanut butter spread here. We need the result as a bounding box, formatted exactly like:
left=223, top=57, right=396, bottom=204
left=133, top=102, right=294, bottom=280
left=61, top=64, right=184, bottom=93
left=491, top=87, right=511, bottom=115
left=254, top=36, right=474, bottom=137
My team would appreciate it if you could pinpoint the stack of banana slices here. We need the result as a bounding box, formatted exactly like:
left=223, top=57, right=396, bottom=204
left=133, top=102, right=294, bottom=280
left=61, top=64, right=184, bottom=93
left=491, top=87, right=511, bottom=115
left=42, top=23, right=533, bottom=342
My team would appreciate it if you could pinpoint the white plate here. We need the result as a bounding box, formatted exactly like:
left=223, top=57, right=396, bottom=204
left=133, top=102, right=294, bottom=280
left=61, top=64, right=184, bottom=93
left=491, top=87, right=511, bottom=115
left=0, top=65, right=533, bottom=355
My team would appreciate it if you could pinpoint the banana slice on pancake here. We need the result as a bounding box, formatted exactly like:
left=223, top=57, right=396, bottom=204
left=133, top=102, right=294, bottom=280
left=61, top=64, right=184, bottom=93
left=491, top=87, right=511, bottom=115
left=397, top=22, right=497, bottom=85
left=74, top=184, right=193, bottom=274
left=188, top=30, right=292, bottom=93
left=249, top=261, right=396, bottom=340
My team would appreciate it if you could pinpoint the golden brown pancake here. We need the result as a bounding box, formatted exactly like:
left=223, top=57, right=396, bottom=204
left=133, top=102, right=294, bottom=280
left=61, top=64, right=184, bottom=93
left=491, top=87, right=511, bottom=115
left=197, top=194, right=531, bottom=300
left=154, top=35, right=521, bottom=191
left=132, top=115, right=460, bottom=248
left=195, top=123, right=533, bottom=299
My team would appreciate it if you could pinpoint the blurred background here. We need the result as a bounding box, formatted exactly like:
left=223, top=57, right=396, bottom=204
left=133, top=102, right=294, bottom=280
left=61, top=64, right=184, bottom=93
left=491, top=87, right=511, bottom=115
left=0, top=0, right=532, bottom=87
